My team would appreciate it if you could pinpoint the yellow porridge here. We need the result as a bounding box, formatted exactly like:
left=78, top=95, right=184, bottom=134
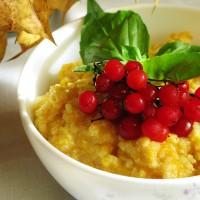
left=33, top=56, right=200, bottom=179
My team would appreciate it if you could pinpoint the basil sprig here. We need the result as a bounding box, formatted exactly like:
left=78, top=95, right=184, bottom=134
left=156, top=41, right=200, bottom=55
left=142, top=52, right=200, bottom=81
left=75, top=0, right=200, bottom=82
left=80, top=0, right=149, bottom=64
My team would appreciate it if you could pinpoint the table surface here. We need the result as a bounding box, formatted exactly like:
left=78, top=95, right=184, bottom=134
left=1, top=1, right=200, bottom=200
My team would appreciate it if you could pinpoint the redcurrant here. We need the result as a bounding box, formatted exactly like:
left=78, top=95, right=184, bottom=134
left=178, top=81, right=189, bottom=92
left=101, top=98, right=122, bottom=120
left=142, top=118, right=169, bottom=142
left=79, top=91, right=98, bottom=114
left=140, top=84, right=158, bottom=102
left=110, top=82, right=129, bottom=100
left=125, top=60, right=142, bottom=73
left=184, top=97, right=200, bottom=122
left=125, top=93, right=145, bottom=114
left=195, top=87, right=200, bottom=98
left=126, top=70, right=148, bottom=91
left=170, top=117, right=193, bottom=137
left=119, top=116, right=141, bottom=140
left=143, top=103, right=157, bottom=119
left=104, top=59, right=125, bottom=82
left=158, top=84, right=179, bottom=106
left=156, top=105, right=182, bottom=127
left=95, top=73, right=113, bottom=93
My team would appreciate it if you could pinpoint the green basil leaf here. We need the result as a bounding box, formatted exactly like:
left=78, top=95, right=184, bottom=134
left=156, top=41, right=200, bottom=56
left=120, top=46, right=143, bottom=61
left=80, top=0, right=149, bottom=64
left=73, top=62, right=105, bottom=73
left=86, top=0, right=104, bottom=19
left=142, top=52, right=200, bottom=81
left=73, top=64, right=95, bottom=72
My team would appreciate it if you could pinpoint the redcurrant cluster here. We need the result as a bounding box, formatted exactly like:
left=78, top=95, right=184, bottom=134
left=78, top=59, right=200, bottom=142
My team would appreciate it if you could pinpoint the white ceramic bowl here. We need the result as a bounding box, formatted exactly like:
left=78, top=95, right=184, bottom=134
left=18, top=4, right=200, bottom=200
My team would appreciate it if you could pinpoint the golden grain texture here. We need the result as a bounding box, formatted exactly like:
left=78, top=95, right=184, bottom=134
left=33, top=60, right=200, bottom=179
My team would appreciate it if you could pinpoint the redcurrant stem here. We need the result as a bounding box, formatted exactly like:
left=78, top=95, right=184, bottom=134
left=148, top=79, right=179, bottom=87
left=153, top=99, right=162, bottom=108
left=148, top=78, right=169, bottom=82
left=93, top=74, right=97, bottom=84
left=91, top=116, right=104, bottom=122
left=147, top=82, right=162, bottom=87
left=148, top=79, right=185, bottom=86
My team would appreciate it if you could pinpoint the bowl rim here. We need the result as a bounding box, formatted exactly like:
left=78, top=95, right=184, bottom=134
left=18, top=3, right=200, bottom=185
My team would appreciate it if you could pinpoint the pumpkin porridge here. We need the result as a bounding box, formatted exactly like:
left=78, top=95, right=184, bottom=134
left=33, top=0, right=200, bottom=179
left=33, top=61, right=200, bottom=179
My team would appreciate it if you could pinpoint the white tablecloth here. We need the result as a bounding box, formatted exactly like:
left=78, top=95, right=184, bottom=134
left=1, top=1, right=200, bottom=200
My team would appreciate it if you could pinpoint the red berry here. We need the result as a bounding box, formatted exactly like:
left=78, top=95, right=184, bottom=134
left=95, top=73, right=113, bottom=93
left=140, top=84, right=158, bottom=102
left=119, top=116, right=141, bottom=140
left=195, top=87, right=200, bottom=98
left=127, top=70, right=148, bottom=90
left=125, top=60, right=142, bottom=73
left=104, top=59, right=125, bottom=81
left=184, top=97, right=200, bottom=122
left=158, top=84, right=179, bottom=106
left=125, top=93, right=145, bottom=114
left=170, top=117, right=193, bottom=137
left=142, top=118, right=169, bottom=142
left=156, top=105, right=182, bottom=127
left=101, top=98, right=122, bottom=120
left=79, top=91, right=98, bottom=114
left=143, top=103, right=157, bottom=119
left=110, top=82, right=129, bottom=100
left=178, top=81, right=189, bottom=92
left=179, top=91, right=190, bottom=107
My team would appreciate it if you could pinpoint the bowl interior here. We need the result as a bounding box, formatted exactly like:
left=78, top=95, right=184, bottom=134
left=18, top=4, right=200, bottom=180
